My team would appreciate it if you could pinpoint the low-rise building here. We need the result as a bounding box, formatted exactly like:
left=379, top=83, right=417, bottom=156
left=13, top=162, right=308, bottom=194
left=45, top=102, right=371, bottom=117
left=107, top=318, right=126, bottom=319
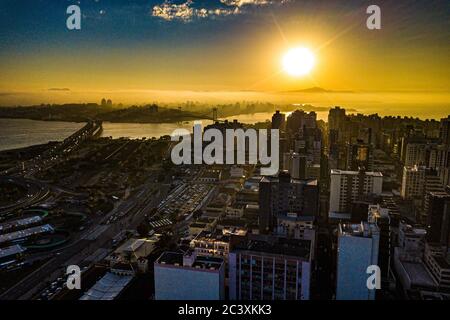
left=225, top=203, right=245, bottom=218
left=107, top=237, right=159, bottom=273
left=198, top=170, right=222, bottom=183
left=154, top=251, right=225, bottom=300
left=80, top=270, right=134, bottom=300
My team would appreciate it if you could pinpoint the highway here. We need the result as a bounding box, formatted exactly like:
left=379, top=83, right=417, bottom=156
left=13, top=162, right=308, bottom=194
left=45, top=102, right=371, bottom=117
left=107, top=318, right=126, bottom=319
left=0, top=123, right=173, bottom=300
left=1, top=120, right=102, bottom=177
left=0, top=176, right=50, bottom=217
left=0, top=177, right=171, bottom=300
left=0, top=121, right=102, bottom=215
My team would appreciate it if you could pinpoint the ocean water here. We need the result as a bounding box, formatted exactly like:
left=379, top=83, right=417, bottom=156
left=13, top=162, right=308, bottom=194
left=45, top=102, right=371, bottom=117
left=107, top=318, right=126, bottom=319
left=99, top=111, right=330, bottom=139
left=0, top=112, right=329, bottom=152
left=0, top=119, right=85, bottom=151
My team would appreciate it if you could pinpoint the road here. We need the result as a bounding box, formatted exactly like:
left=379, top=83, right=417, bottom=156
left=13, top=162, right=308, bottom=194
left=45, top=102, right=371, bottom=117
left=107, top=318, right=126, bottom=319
left=1, top=120, right=102, bottom=177
left=0, top=178, right=170, bottom=300
left=0, top=176, right=50, bottom=216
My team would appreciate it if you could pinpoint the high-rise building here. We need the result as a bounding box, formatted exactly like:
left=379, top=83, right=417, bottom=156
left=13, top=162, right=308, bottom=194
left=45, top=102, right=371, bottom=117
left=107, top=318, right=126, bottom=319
left=286, top=110, right=317, bottom=133
left=426, top=192, right=450, bottom=245
left=440, top=115, right=450, bottom=146
left=328, top=129, right=340, bottom=169
left=306, top=163, right=321, bottom=181
left=204, top=120, right=245, bottom=157
left=368, top=205, right=391, bottom=281
left=276, top=214, right=315, bottom=241
left=154, top=251, right=225, bottom=300
left=329, top=170, right=383, bottom=216
left=428, top=144, right=448, bottom=170
left=336, top=222, right=380, bottom=300
left=393, top=221, right=434, bottom=296
left=327, top=108, right=349, bottom=170
left=275, top=214, right=316, bottom=260
left=401, top=166, right=425, bottom=200
left=304, top=111, right=317, bottom=129
left=397, top=220, right=427, bottom=255
left=328, top=107, right=346, bottom=132
left=259, top=172, right=318, bottom=233
left=346, top=140, right=374, bottom=171
left=441, top=149, right=450, bottom=187
left=294, top=127, right=322, bottom=165
left=404, top=143, right=428, bottom=166
left=443, top=200, right=450, bottom=250
left=271, top=110, right=286, bottom=130
left=423, top=243, right=450, bottom=292
left=283, top=151, right=292, bottom=171
left=436, top=118, right=450, bottom=185
left=229, top=234, right=312, bottom=300
left=422, top=169, right=445, bottom=222
left=283, top=151, right=307, bottom=179
left=290, top=153, right=307, bottom=180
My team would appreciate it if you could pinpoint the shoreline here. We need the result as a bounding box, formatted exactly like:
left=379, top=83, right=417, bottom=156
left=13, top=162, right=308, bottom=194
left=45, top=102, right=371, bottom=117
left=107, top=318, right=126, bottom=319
left=0, top=116, right=210, bottom=124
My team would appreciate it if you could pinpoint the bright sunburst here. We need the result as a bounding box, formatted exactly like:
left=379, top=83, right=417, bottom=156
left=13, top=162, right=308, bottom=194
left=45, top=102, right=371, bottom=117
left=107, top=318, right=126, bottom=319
left=282, top=47, right=315, bottom=77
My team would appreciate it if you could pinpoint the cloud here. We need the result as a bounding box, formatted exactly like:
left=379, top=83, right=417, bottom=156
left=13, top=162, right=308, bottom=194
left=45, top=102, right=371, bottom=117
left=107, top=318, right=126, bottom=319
left=152, top=0, right=240, bottom=21
left=152, top=0, right=195, bottom=22
left=220, top=0, right=270, bottom=7
left=48, top=88, right=71, bottom=92
left=152, top=0, right=288, bottom=22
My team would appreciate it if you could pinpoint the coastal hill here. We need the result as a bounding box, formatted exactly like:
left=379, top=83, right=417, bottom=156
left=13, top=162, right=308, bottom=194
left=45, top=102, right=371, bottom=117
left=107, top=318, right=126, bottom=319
left=282, top=87, right=354, bottom=94
left=0, top=104, right=210, bottom=123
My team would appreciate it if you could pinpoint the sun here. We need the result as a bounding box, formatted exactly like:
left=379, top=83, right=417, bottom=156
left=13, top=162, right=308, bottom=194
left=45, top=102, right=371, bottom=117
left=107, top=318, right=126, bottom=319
left=282, top=47, right=315, bottom=77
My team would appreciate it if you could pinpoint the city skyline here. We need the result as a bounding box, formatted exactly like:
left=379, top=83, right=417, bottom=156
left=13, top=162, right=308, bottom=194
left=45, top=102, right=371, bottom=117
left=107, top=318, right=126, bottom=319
left=1, top=106, right=450, bottom=302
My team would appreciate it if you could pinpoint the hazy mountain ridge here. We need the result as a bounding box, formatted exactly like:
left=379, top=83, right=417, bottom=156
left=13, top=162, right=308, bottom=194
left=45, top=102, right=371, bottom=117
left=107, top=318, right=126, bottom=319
left=282, top=87, right=354, bottom=94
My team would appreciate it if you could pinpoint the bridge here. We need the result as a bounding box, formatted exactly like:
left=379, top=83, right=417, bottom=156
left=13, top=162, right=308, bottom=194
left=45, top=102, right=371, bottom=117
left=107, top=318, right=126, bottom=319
left=197, top=107, right=225, bottom=122
left=1, top=120, right=103, bottom=177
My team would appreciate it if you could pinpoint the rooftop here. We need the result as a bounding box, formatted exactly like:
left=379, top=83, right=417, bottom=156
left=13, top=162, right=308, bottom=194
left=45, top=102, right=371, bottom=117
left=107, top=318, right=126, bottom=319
left=260, top=176, right=318, bottom=185
left=79, top=272, right=133, bottom=300
left=339, top=222, right=379, bottom=238
left=218, top=218, right=247, bottom=228
left=428, top=191, right=450, bottom=199
left=402, top=261, right=437, bottom=289
left=331, top=169, right=383, bottom=177
left=277, top=213, right=315, bottom=222
left=400, top=221, right=427, bottom=235
left=192, top=230, right=231, bottom=243
left=0, top=216, right=43, bottom=233
left=156, top=251, right=224, bottom=270
left=116, top=237, right=158, bottom=255
left=191, top=227, right=247, bottom=244
left=200, top=170, right=221, bottom=180
left=434, top=255, right=450, bottom=270
left=0, top=244, right=26, bottom=259
left=0, top=224, right=54, bottom=244
left=231, top=235, right=311, bottom=260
